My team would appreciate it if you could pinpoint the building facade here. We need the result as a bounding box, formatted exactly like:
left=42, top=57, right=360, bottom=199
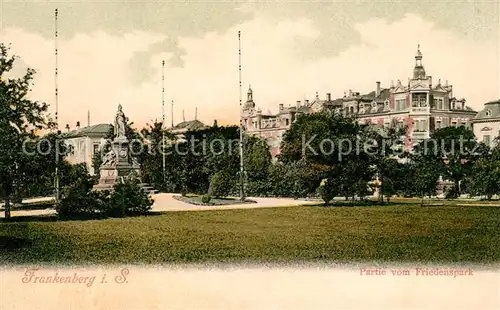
left=62, top=123, right=111, bottom=175
left=242, top=46, right=477, bottom=156
left=472, top=99, right=500, bottom=147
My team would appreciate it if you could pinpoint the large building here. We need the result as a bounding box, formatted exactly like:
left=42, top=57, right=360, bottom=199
left=243, top=45, right=477, bottom=156
left=472, top=99, right=500, bottom=147
left=62, top=123, right=111, bottom=175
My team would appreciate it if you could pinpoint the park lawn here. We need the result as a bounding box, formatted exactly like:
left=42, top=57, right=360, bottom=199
left=1, top=205, right=500, bottom=265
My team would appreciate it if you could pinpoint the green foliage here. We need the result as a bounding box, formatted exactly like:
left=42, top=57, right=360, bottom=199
left=56, top=164, right=99, bottom=219
left=201, top=194, right=212, bottom=204
left=468, top=144, right=500, bottom=199
left=209, top=170, right=232, bottom=198
left=107, top=180, right=153, bottom=217
left=56, top=166, right=152, bottom=219
left=317, top=178, right=338, bottom=205
left=0, top=43, right=55, bottom=218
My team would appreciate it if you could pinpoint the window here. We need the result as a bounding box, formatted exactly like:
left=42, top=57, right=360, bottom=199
left=395, top=99, right=405, bottom=111
left=433, top=98, right=444, bottom=109
left=451, top=121, right=457, bottom=127
left=436, top=120, right=442, bottom=129
left=285, top=119, right=290, bottom=126
left=483, top=135, right=491, bottom=146
left=93, top=144, right=99, bottom=155
left=485, top=110, right=491, bottom=117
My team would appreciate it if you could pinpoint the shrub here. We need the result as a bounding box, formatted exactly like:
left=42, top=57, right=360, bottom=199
left=57, top=185, right=101, bottom=219
left=56, top=167, right=100, bottom=219
left=209, top=170, right=232, bottom=198
left=106, top=179, right=153, bottom=217
left=317, top=178, right=337, bottom=206
left=201, top=194, right=212, bottom=204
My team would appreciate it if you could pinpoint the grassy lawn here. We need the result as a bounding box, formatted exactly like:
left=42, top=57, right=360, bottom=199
left=1, top=205, right=500, bottom=265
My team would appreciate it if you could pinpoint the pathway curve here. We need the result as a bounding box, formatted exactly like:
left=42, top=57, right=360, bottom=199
left=0, top=194, right=319, bottom=218
left=151, top=193, right=318, bottom=212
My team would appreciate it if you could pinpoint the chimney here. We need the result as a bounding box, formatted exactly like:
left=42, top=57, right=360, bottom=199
left=348, top=89, right=352, bottom=97
left=376, top=81, right=381, bottom=97
left=296, top=100, right=301, bottom=107
left=327, top=93, right=331, bottom=101
left=65, top=124, right=70, bottom=132
left=279, top=103, right=284, bottom=110
left=305, top=99, right=309, bottom=105
left=76, top=121, right=80, bottom=130
left=213, top=120, right=218, bottom=127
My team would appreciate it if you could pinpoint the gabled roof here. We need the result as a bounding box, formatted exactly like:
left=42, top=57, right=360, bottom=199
left=62, top=123, right=111, bottom=138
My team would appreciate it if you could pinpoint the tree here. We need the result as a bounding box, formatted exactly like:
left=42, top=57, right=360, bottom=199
left=0, top=44, right=54, bottom=219
left=423, top=126, right=478, bottom=198
left=363, top=119, right=408, bottom=202
left=408, top=152, right=441, bottom=206
left=280, top=111, right=374, bottom=201
left=244, top=135, right=272, bottom=182
left=468, top=143, right=500, bottom=199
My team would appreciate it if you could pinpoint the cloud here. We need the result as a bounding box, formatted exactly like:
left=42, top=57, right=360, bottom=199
left=2, top=13, right=498, bottom=130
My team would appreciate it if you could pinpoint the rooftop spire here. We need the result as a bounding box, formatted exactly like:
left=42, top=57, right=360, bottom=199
left=413, top=43, right=425, bottom=79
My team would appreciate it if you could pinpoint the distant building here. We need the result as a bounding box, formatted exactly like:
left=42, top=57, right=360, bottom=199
left=472, top=99, right=500, bottom=147
left=243, top=45, right=477, bottom=156
left=169, top=119, right=207, bottom=135
left=352, top=45, right=476, bottom=149
left=61, top=123, right=111, bottom=175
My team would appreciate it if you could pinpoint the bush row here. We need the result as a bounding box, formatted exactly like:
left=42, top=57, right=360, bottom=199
left=56, top=178, right=153, bottom=219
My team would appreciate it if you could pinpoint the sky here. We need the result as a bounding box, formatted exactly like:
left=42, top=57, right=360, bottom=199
left=1, top=0, right=499, bottom=129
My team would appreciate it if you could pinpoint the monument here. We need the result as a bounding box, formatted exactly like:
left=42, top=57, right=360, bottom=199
left=94, top=104, right=137, bottom=192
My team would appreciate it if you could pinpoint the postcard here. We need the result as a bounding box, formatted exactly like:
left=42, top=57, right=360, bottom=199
left=1, top=1, right=499, bottom=309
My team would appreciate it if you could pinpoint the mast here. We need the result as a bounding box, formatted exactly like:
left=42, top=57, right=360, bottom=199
left=238, top=30, right=246, bottom=201
left=54, top=8, right=60, bottom=205
left=171, top=100, right=174, bottom=128
left=162, top=60, right=166, bottom=185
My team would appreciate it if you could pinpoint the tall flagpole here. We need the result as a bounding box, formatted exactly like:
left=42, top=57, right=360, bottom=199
left=171, top=100, right=174, bottom=128
left=161, top=60, right=166, bottom=186
left=54, top=8, right=60, bottom=205
left=238, top=31, right=246, bottom=201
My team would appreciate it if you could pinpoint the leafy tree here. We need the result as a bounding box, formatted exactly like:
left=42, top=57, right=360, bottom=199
left=244, top=135, right=272, bottom=182
left=468, top=144, right=500, bottom=199
left=422, top=126, right=478, bottom=198
left=0, top=44, right=54, bottom=219
left=408, top=154, right=441, bottom=206
left=280, top=111, right=374, bottom=201
left=363, top=119, right=408, bottom=202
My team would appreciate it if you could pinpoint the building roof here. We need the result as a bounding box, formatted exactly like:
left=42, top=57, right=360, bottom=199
left=474, top=99, right=500, bottom=120
left=360, top=88, right=391, bottom=102
left=62, top=123, right=112, bottom=138
left=171, top=119, right=206, bottom=131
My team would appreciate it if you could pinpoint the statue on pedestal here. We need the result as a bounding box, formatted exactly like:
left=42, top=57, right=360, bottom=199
left=94, top=104, right=138, bottom=192
left=114, top=104, right=127, bottom=139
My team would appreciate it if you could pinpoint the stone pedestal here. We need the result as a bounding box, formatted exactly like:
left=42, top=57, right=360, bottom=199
left=93, top=138, right=134, bottom=192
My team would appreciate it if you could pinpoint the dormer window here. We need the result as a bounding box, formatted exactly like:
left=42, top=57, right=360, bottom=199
left=485, top=110, right=492, bottom=117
